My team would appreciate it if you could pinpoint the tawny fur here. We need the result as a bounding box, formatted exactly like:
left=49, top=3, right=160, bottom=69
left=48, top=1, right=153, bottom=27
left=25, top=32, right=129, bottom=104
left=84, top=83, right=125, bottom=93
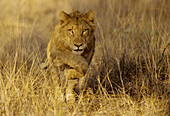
left=46, top=10, right=96, bottom=102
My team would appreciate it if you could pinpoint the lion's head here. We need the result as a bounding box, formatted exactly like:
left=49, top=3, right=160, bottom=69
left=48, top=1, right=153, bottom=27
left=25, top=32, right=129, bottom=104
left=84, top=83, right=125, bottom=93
left=57, top=11, right=96, bottom=55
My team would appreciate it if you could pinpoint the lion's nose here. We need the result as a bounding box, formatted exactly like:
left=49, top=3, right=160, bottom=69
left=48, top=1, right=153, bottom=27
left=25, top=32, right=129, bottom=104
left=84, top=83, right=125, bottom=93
left=74, top=43, right=83, bottom=48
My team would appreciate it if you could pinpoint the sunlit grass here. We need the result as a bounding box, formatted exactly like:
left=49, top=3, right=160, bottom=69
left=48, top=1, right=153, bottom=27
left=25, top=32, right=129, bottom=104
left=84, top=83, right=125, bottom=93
left=0, top=0, right=169, bottom=115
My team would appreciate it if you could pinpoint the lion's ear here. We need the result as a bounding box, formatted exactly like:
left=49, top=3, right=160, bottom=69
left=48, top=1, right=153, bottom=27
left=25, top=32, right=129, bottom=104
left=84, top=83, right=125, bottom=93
left=59, top=11, right=70, bottom=24
left=85, top=10, right=95, bottom=23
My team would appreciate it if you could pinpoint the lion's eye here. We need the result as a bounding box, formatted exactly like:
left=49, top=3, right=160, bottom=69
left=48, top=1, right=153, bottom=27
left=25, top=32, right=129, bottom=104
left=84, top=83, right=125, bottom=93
left=68, top=29, right=74, bottom=34
left=82, top=29, right=88, bottom=35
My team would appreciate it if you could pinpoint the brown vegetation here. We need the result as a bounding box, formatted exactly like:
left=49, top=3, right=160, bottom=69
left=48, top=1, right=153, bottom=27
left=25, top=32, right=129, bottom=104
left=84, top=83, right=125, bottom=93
left=0, top=0, right=169, bottom=115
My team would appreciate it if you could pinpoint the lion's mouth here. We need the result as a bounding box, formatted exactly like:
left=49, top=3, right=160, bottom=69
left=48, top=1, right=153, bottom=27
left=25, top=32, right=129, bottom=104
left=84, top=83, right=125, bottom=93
left=74, top=49, right=83, bottom=51
left=72, top=49, right=84, bottom=55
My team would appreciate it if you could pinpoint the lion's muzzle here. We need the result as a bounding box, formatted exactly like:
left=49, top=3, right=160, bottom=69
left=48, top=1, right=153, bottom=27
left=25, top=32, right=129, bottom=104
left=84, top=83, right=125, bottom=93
left=72, top=43, right=85, bottom=55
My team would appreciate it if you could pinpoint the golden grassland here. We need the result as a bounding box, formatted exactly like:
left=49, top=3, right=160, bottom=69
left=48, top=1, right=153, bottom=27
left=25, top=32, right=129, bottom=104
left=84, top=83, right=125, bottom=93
left=0, top=0, right=169, bottom=115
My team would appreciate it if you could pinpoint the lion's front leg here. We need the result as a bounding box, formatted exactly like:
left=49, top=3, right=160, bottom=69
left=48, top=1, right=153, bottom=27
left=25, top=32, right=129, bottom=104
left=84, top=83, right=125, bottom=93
left=65, top=69, right=84, bottom=102
left=50, top=67, right=64, bottom=102
left=65, top=79, right=78, bottom=102
left=65, top=69, right=84, bottom=80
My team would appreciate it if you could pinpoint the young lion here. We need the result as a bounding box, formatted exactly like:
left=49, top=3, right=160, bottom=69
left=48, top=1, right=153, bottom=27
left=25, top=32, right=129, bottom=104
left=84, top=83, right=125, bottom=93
left=47, top=10, right=96, bottom=102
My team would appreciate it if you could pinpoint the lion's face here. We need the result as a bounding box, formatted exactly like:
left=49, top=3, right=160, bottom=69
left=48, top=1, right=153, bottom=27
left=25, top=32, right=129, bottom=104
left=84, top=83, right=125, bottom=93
left=65, top=21, right=92, bottom=55
left=58, top=11, right=96, bottom=55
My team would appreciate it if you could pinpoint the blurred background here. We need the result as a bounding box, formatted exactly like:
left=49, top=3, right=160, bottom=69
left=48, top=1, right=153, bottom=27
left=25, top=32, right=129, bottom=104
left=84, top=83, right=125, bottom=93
left=0, top=0, right=169, bottom=70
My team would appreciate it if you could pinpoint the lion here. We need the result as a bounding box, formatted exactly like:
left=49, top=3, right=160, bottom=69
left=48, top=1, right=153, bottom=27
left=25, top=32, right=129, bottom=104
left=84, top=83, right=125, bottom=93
left=46, top=10, right=96, bottom=102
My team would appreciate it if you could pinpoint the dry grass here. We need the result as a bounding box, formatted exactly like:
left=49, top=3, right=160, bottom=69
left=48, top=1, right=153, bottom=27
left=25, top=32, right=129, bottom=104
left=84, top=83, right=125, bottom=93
left=0, top=0, right=169, bottom=115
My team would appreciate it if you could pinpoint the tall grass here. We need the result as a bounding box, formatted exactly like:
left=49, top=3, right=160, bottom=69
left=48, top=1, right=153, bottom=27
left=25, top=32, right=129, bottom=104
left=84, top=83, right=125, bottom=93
left=0, top=0, right=169, bottom=115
